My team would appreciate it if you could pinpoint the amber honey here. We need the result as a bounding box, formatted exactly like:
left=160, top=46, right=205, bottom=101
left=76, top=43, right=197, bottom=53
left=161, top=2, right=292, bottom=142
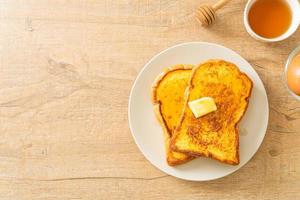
left=248, top=0, right=292, bottom=38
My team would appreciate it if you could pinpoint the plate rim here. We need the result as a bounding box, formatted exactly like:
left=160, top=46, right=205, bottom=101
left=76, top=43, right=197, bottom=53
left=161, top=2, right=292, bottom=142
left=128, top=41, right=269, bottom=181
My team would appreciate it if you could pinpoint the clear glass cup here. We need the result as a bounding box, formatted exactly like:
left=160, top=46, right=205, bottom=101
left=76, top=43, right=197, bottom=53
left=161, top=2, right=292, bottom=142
left=284, top=44, right=300, bottom=101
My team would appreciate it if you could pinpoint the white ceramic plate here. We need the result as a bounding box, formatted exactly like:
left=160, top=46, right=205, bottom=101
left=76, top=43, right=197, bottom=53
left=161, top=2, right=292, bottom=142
left=128, top=42, right=269, bottom=181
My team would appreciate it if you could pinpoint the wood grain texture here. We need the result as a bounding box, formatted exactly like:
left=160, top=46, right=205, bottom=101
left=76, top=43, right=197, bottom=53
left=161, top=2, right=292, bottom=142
left=0, top=0, right=299, bottom=199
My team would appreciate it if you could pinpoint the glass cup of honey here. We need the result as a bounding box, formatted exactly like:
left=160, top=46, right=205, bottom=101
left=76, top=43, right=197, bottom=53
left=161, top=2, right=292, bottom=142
left=285, top=45, right=300, bottom=100
left=244, top=0, right=300, bottom=42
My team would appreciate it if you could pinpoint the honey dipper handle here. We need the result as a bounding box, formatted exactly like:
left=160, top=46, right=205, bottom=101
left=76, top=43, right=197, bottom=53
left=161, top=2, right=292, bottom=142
left=212, top=0, right=232, bottom=11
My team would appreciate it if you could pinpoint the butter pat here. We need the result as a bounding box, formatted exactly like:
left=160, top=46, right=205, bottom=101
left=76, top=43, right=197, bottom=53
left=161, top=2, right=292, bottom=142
left=188, top=97, right=217, bottom=118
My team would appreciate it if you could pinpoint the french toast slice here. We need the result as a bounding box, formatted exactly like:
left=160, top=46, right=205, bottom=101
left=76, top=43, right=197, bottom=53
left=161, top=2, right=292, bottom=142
left=152, top=64, right=194, bottom=166
left=170, top=60, right=253, bottom=165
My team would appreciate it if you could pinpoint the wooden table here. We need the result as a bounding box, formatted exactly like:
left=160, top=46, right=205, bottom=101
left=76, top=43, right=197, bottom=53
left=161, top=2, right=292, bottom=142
left=0, top=0, right=299, bottom=199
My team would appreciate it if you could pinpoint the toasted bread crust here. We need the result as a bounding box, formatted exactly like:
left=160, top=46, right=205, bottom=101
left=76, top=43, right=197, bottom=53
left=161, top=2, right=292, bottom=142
left=151, top=64, right=194, bottom=105
left=151, top=64, right=195, bottom=166
left=170, top=60, right=253, bottom=165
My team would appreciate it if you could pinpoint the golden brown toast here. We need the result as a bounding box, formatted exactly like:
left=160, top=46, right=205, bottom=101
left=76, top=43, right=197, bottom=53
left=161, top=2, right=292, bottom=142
left=171, top=60, right=253, bottom=165
left=152, top=64, right=194, bottom=166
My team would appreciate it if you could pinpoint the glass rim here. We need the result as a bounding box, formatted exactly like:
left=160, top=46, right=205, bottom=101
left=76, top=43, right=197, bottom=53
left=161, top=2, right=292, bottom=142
left=284, top=44, right=300, bottom=101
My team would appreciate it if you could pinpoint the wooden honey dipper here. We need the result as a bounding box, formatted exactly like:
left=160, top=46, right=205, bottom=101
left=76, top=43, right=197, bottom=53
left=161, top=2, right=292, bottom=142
left=196, top=0, right=232, bottom=26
